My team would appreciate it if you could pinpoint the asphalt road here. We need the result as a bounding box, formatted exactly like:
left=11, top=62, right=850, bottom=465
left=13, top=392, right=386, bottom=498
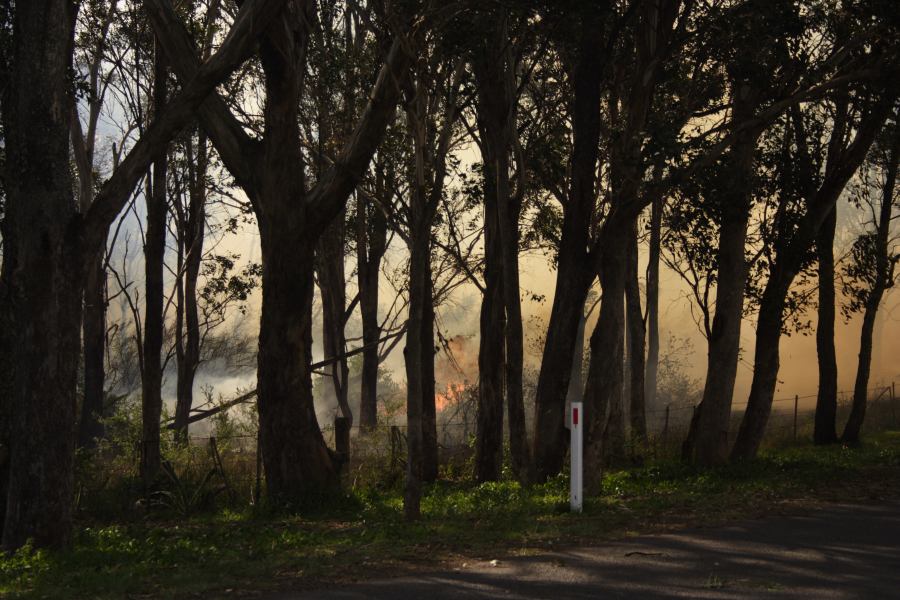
left=275, top=502, right=900, bottom=599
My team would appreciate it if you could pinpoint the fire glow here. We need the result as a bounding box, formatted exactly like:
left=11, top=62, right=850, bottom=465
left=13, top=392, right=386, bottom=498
left=435, top=382, right=467, bottom=412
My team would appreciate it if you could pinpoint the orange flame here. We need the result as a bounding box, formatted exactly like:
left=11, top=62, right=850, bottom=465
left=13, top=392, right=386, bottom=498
left=435, top=382, right=467, bottom=413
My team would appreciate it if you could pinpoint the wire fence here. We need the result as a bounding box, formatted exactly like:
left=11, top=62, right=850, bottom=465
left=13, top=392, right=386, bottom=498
left=174, top=381, right=898, bottom=474
left=92, top=381, right=894, bottom=512
left=645, top=383, right=898, bottom=457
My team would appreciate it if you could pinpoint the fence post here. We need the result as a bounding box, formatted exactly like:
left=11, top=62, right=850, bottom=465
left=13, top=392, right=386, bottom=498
left=793, top=395, right=799, bottom=441
left=570, top=402, right=583, bottom=513
left=892, top=382, right=897, bottom=429
left=210, top=437, right=236, bottom=503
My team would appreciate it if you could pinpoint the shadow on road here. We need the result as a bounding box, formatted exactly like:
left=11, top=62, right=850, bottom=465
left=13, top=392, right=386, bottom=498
left=276, top=503, right=900, bottom=599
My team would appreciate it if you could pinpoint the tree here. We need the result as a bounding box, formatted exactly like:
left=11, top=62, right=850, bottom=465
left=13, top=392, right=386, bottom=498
left=468, top=6, right=530, bottom=482
left=355, top=161, right=389, bottom=430
left=71, top=0, right=118, bottom=449
left=582, top=0, right=687, bottom=483
left=841, top=118, right=899, bottom=444
left=147, top=0, right=414, bottom=503
left=140, top=37, right=169, bottom=488
left=171, top=0, right=224, bottom=443
left=814, top=203, right=839, bottom=444
left=401, top=47, right=465, bottom=515
left=731, top=95, right=893, bottom=460
left=530, top=3, right=607, bottom=482
left=0, top=0, right=285, bottom=550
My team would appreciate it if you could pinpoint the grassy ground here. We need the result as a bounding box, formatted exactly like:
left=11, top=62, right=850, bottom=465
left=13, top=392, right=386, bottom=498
left=3, top=431, right=900, bottom=599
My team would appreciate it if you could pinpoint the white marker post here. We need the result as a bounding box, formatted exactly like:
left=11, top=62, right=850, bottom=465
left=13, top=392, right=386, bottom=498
left=570, top=401, right=583, bottom=513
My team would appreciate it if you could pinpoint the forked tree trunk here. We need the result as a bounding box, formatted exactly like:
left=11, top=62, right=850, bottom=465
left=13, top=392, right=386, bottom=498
left=253, top=4, right=341, bottom=501
left=814, top=207, right=839, bottom=444
left=586, top=0, right=680, bottom=473
left=140, top=47, right=169, bottom=487
left=625, top=220, right=647, bottom=444
left=584, top=225, right=629, bottom=490
left=149, top=0, right=411, bottom=503
left=531, top=13, right=604, bottom=481
left=475, top=153, right=506, bottom=482
left=472, top=14, right=530, bottom=481
left=402, top=51, right=461, bottom=505
left=683, top=91, right=761, bottom=466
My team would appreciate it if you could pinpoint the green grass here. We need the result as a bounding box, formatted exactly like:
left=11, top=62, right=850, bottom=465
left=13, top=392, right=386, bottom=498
left=3, top=431, right=900, bottom=599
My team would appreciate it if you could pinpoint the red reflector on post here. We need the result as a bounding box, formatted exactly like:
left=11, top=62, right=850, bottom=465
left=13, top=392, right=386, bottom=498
left=573, top=407, right=579, bottom=426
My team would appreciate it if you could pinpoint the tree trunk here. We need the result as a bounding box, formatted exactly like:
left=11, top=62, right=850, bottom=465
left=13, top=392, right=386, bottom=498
left=732, top=101, right=889, bottom=459
left=0, top=261, right=10, bottom=542
left=842, top=301, right=880, bottom=444
left=625, top=220, right=647, bottom=444
left=173, top=133, right=206, bottom=442
left=253, top=5, right=342, bottom=502
left=356, top=183, right=387, bottom=430
left=500, top=188, right=529, bottom=480
left=257, top=226, right=339, bottom=501
left=472, top=13, right=530, bottom=481
left=684, top=206, right=750, bottom=465
left=422, top=272, right=438, bottom=483
left=730, top=272, right=792, bottom=460
left=584, top=226, right=628, bottom=490
left=317, top=212, right=351, bottom=425
left=683, top=93, right=760, bottom=466
left=607, top=315, right=627, bottom=464
left=72, top=1, right=116, bottom=452
left=474, top=155, right=505, bottom=481
left=1, top=0, right=80, bottom=549
left=814, top=206, right=838, bottom=444
left=567, top=307, right=587, bottom=407
left=531, top=14, right=603, bottom=481
left=140, top=47, right=169, bottom=488
left=403, top=226, right=430, bottom=518
left=1, top=0, right=278, bottom=549
left=842, top=136, right=898, bottom=444
left=645, top=196, right=662, bottom=413
left=79, top=251, right=107, bottom=448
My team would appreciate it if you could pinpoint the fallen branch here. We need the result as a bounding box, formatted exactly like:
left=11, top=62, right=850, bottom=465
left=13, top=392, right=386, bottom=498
left=165, top=328, right=408, bottom=429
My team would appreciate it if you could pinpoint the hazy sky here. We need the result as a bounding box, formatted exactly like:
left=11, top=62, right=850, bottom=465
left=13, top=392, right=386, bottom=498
left=197, top=198, right=899, bottom=417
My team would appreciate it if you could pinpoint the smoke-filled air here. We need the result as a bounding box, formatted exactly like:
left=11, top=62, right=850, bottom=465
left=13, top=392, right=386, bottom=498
left=1, top=1, right=899, bottom=597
